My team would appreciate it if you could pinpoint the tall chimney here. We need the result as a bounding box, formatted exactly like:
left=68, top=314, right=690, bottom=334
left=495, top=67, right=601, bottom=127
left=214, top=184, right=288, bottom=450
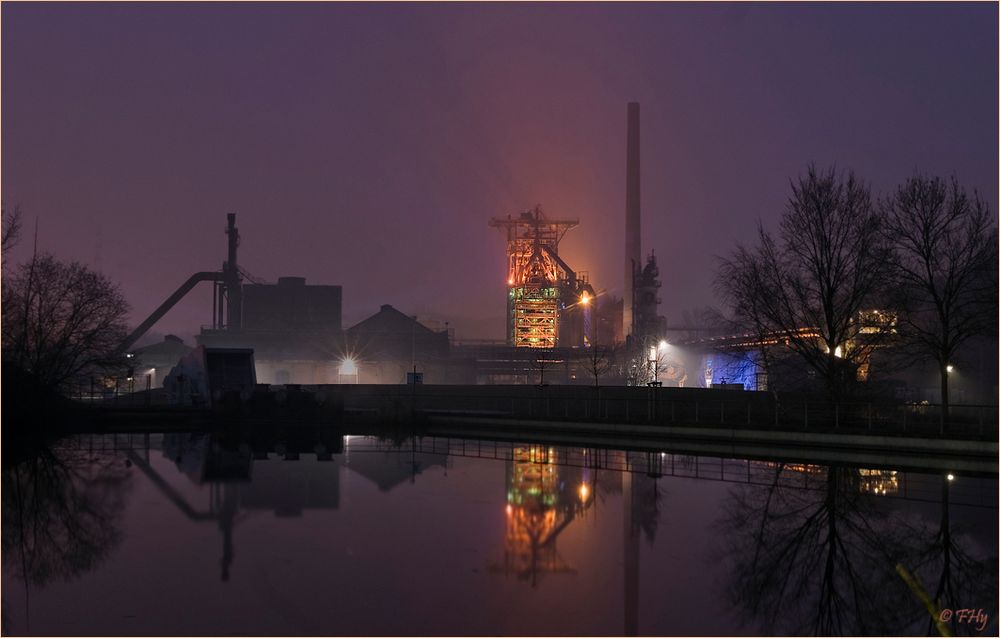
left=624, top=102, right=641, bottom=340
left=225, top=213, right=243, bottom=331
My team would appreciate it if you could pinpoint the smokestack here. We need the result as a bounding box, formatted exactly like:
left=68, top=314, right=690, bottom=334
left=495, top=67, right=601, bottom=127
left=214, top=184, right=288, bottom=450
left=225, top=213, right=242, bottom=331
left=624, top=102, right=641, bottom=340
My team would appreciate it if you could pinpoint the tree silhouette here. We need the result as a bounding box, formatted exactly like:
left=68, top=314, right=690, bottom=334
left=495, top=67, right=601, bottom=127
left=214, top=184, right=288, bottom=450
left=716, top=464, right=925, bottom=634
left=881, top=176, right=998, bottom=431
left=2, top=202, right=22, bottom=257
left=2, top=442, right=133, bottom=589
left=905, top=476, right=999, bottom=636
left=2, top=254, right=130, bottom=394
left=581, top=345, right=616, bottom=388
left=717, top=166, right=893, bottom=399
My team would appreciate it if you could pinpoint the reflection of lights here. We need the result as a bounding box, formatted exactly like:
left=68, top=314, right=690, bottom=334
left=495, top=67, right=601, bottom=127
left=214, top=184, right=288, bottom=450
left=508, top=277, right=514, bottom=286
left=578, top=483, right=589, bottom=502
left=947, top=365, right=954, bottom=373
left=506, top=504, right=513, bottom=516
left=858, top=469, right=899, bottom=495
left=947, top=473, right=955, bottom=481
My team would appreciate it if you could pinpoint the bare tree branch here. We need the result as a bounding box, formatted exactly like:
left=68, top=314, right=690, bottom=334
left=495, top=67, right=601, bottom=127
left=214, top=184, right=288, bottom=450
left=880, top=175, right=998, bottom=424
left=2, top=254, right=130, bottom=393
left=716, top=165, right=894, bottom=399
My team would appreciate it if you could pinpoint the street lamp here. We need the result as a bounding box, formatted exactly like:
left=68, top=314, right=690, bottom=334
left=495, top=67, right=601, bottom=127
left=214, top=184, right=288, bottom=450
left=339, top=357, right=359, bottom=384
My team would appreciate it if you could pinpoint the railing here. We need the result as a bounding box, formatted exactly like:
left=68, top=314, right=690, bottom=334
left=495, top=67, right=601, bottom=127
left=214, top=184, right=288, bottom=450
left=65, top=378, right=999, bottom=440
left=58, top=433, right=999, bottom=508
left=356, top=437, right=997, bottom=508
left=66, top=377, right=180, bottom=407
left=336, top=387, right=998, bottom=440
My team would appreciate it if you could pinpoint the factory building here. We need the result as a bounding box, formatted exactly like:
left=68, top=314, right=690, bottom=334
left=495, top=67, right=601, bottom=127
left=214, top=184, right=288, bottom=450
left=198, top=275, right=344, bottom=385
left=242, top=277, right=342, bottom=332
left=129, top=335, right=193, bottom=389
left=342, top=304, right=457, bottom=384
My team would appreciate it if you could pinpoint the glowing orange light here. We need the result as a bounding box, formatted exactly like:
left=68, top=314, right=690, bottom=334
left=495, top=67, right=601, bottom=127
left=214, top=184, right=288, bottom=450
left=578, top=483, right=589, bottom=502
left=507, top=277, right=514, bottom=286
left=506, top=504, right=513, bottom=515
left=580, top=292, right=590, bottom=306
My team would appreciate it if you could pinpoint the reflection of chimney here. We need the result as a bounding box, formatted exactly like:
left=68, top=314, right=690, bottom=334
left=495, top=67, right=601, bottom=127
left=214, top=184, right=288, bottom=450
left=623, top=462, right=639, bottom=636
left=624, top=103, right=641, bottom=339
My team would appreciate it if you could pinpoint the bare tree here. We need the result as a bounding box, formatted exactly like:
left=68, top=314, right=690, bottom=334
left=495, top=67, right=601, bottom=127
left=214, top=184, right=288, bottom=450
left=2, top=202, right=22, bottom=256
left=582, top=345, right=615, bottom=388
left=717, top=165, right=893, bottom=399
left=2, top=443, right=132, bottom=590
left=881, top=176, right=998, bottom=431
left=908, top=476, right=999, bottom=636
left=531, top=349, right=552, bottom=386
left=2, top=254, right=130, bottom=394
left=716, top=464, right=924, bottom=634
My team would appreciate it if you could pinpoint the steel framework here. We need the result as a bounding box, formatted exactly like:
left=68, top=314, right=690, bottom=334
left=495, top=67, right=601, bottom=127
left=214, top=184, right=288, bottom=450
left=489, top=207, right=591, bottom=348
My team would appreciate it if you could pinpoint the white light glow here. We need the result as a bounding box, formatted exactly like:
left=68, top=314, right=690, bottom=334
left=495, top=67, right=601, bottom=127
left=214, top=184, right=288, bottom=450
left=339, top=358, right=358, bottom=376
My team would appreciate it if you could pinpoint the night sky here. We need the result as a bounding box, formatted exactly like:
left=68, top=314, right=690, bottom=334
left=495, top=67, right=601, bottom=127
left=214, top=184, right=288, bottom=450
left=3, top=3, right=997, bottom=341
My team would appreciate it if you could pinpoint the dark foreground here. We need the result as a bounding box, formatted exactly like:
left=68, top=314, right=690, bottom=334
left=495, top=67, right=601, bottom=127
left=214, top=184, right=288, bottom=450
left=2, top=426, right=997, bottom=636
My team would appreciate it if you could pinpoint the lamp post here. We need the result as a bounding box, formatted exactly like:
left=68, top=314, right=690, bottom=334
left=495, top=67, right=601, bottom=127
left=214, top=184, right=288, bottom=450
left=339, top=357, right=359, bottom=384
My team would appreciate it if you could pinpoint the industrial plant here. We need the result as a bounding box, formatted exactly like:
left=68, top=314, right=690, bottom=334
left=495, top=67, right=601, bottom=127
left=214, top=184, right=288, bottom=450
left=120, top=102, right=685, bottom=391
left=117, top=102, right=989, bottom=405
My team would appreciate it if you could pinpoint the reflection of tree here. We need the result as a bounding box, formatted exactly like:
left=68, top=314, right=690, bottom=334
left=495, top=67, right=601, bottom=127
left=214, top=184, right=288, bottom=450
left=718, top=464, right=922, bottom=635
left=2, top=443, right=133, bottom=589
left=909, top=476, right=998, bottom=636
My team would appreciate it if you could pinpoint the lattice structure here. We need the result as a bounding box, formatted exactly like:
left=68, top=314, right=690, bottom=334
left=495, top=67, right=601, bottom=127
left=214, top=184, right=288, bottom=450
left=493, top=445, right=577, bottom=584
left=490, top=207, right=591, bottom=348
left=511, top=286, right=559, bottom=348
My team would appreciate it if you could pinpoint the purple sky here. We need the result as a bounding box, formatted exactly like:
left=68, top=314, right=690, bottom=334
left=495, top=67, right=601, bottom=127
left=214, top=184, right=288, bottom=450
left=3, top=3, right=997, bottom=341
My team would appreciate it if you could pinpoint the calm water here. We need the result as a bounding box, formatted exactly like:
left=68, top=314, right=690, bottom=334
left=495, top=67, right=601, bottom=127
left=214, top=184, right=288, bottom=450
left=2, top=430, right=997, bottom=636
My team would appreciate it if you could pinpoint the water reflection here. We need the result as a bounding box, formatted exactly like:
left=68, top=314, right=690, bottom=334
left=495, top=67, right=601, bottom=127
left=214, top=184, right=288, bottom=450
left=717, top=463, right=997, bottom=635
left=2, top=444, right=133, bottom=586
left=1, top=430, right=996, bottom=636
left=2, top=441, right=134, bottom=631
left=492, top=445, right=591, bottom=585
left=143, top=431, right=450, bottom=581
left=908, top=475, right=998, bottom=636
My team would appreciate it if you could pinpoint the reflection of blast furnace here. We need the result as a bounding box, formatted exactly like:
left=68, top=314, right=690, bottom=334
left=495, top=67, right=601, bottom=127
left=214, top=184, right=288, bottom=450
left=494, top=445, right=593, bottom=586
